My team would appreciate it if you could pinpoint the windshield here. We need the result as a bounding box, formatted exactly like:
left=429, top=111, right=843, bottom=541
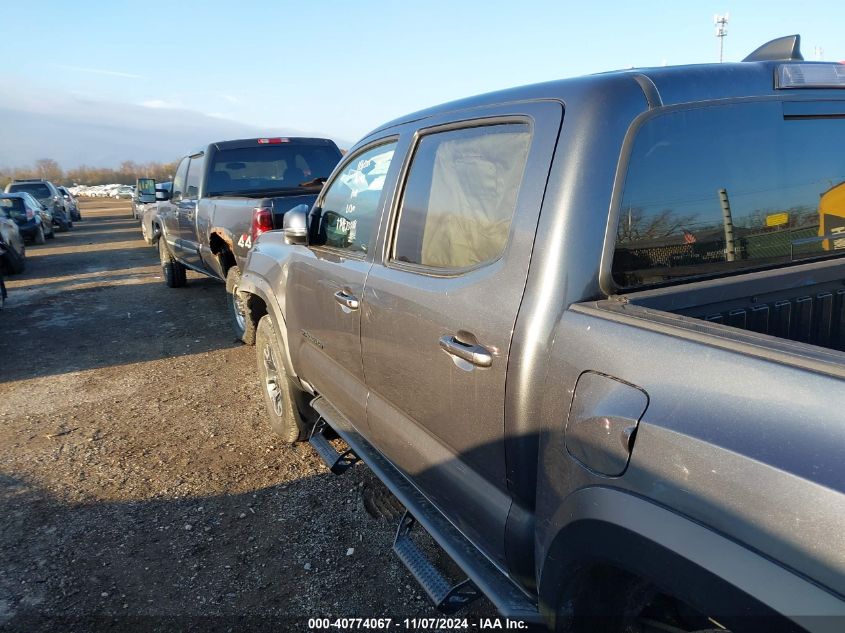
left=206, top=144, right=341, bottom=196
left=613, top=100, right=845, bottom=289
left=8, top=183, right=51, bottom=199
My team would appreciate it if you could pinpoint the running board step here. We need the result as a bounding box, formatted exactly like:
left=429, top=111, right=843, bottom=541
left=310, top=396, right=541, bottom=625
left=393, top=511, right=481, bottom=614
left=309, top=419, right=360, bottom=475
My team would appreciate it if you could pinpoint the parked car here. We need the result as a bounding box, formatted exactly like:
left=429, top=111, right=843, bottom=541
left=140, top=181, right=171, bottom=245
left=155, top=137, right=342, bottom=341
left=114, top=185, right=134, bottom=199
left=0, top=205, right=25, bottom=274
left=4, top=179, right=72, bottom=232
left=237, top=36, right=845, bottom=632
left=0, top=193, right=54, bottom=243
left=57, top=186, right=81, bottom=221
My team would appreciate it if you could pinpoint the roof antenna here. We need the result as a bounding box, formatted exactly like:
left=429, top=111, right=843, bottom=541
left=743, top=35, right=804, bottom=62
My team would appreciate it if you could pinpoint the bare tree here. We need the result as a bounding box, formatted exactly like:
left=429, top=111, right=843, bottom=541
left=34, top=158, right=63, bottom=183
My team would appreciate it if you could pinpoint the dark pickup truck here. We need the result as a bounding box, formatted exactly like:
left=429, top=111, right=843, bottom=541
left=155, top=137, right=342, bottom=339
left=238, top=37, right=845, bottom=632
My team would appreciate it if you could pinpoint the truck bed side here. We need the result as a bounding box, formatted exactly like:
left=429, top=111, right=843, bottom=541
left=535, top=296, right=845, bottom=623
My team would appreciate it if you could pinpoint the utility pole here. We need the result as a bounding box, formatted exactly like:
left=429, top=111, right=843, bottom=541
left=718, top=188, right=737, bottom=262
left=714, top=13, right=729, bottom=63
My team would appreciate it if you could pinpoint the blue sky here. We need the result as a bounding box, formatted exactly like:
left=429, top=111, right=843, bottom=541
left=1, top=0, right=844, bottom=163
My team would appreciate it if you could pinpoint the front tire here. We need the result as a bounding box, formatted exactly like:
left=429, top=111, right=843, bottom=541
left=255, top=315, right=309, bottom=443
left=158, top=237, right=186, bottom=288
left=226, top=266, right=256, bottom=345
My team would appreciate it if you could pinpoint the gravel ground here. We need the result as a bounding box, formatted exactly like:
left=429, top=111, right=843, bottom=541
left=0, top=200, right=497, bottom=632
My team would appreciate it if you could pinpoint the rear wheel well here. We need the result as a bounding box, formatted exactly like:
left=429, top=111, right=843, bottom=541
left=245, top=292, right=268, bottom=333
left=209, top=232, right=236, bottom=275
left=542, top=517, right=789, bottom=632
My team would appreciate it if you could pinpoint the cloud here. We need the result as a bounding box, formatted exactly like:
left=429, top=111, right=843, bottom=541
left=140, top=99, right=181, bottom=109
left=52, top=64, right=145, bottom=80
left=0, top=83, right=353, bottom=168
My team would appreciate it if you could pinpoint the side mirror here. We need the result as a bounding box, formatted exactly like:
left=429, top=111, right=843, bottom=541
left=283, top=204, right=309, bottom=245
left=155, top=189, right=171, bottom=201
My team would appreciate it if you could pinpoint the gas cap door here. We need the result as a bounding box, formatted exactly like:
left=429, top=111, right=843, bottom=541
left=565, top=371, right=649, bottom=477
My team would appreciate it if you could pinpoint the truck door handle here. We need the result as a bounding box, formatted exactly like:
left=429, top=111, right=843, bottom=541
left=439, top=335, right=492, bottom=368
left=333, top=290, right=359, bottom=311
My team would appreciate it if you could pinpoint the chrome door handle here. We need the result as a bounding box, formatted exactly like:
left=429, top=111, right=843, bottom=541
left=439, top=335, right=492, bottom=367
left=333, top=290, right=359, bottom=310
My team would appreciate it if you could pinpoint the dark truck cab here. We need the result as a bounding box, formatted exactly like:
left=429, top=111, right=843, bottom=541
left=239, top=37, right=845, bottom=632
left=155, top=137, right=342, bottom=339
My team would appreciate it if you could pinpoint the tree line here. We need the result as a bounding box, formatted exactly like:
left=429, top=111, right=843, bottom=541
left=0, top=158, right=179, bottom=189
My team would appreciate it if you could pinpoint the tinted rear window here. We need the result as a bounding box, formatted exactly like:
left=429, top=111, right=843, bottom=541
left=0, top=197, right=25, bottom=218
left=8, top=183, right=51, bottom=199
left=207, top=144, right=341, bottom=196
left=613, top=101, right=845, bottom=289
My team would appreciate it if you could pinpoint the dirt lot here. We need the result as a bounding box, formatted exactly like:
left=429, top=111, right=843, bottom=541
left=0, top=199, right=495, bottom=631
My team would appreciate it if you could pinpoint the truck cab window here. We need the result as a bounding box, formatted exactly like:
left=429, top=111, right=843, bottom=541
left=613, top=101, right=845, bottom=289
left=171, top=158, right=189, bottom=203
left=185, top=155, right=205, bottom=200
left=392, top=123, right=531, bottom=270
left=315, top=142, right=397, bottom=255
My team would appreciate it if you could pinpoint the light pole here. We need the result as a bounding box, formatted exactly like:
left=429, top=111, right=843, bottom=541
left=714, top=13, right=729, bottom=63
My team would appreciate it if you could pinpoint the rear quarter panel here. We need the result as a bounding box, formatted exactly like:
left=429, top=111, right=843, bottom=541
left=535, top=305, right=845, bottom=603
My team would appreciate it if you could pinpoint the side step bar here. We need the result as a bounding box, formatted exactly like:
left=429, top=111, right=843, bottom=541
left=393, top=511, right=482, bottom=614
left=310, top=396, right=542, bottom=625
left=309, top=419, right=360, bottom=475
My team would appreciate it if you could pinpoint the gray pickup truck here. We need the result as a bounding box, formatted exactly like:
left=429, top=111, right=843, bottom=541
left=238, top=36, right=845, bottom=632
left=155, top=137, right=342, bottom=339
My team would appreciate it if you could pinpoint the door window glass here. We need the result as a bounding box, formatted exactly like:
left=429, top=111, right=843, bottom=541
left=392, top=124, right=531, bottom=270
left=315, top=141, right=397, bottom=255
left=185, top=155, right=205, bottom=200
left=171, top=158, right=189, bottom=202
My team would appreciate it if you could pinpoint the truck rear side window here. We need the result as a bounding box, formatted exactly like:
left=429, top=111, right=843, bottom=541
left=613, top=101, right=845, bottom=289
left=392, top=123, right=531, bottom=270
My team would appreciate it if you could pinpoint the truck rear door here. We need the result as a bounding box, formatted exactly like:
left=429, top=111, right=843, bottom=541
left=361, top=102, right=562, bottom=566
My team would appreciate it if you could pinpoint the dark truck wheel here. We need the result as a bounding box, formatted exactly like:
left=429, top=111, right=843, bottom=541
left=158, top=237, right=186, bottom=288
left=34, top=224, right=46, bottom=245
left=226, top=266, right=256, bottom=344
left=4, top=247, right=24, bottom=274
left=255, top=315, right=309, bottom=443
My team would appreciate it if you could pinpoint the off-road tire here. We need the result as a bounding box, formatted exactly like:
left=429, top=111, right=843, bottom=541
left=226, top=266, right=256, bottom=345
left=159, top=237, right=187, bottom=288
left=255, top=315, right=309, bottom=443
left=34, top=225, right=46, bottom=245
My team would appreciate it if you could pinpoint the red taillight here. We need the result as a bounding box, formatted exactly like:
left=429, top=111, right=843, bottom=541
left=251, top=207, right=273, bottom=241
left=257, top=137, right=288, bottom=144
left=26, top=208, right=34, bottom=220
